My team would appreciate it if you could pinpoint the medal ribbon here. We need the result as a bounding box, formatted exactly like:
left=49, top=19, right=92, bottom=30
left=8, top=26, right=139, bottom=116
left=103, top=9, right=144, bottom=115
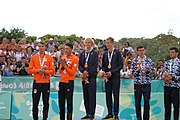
left=108, top=50, right=114, bottom=66
left=169, top=59, right=173, bottom=72
left=38, top=53, right=46, bottom=68
left=67, top=58, right=70, bottom=65
left=64, top=55, right=71, bottom=74
left=85, top=52, right=90, bottom=65
left=85, top=48, right=93, bottom=66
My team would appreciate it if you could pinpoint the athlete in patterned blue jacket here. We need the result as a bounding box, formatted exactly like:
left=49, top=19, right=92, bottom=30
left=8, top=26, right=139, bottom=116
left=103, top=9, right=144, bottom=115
left=131, top=46, right=154, bottom=120
left=161, top=47, right=179, bottom=120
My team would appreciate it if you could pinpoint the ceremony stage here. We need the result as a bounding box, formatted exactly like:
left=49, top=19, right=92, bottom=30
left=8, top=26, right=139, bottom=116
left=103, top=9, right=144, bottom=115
left=0, top=76, right=172, bottom=120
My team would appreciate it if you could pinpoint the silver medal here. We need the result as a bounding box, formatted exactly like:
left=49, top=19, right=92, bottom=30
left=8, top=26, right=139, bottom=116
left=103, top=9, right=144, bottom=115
left=64, top=70, right=66, bottom=74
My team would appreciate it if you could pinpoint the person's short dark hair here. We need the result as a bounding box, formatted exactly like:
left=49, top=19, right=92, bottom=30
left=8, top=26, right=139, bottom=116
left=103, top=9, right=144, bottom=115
left=11, top=58, right=16, bottom=62
left=127, top=60, right=132, bottom=64
left=21, top=56, right=26, bottom=59
left=126, top=52, right=132, bottom=57
left=123, top=49, right=129, bottom=57
left=30, top=38, right=34, bottom=41
left=53, top=57, right=58, bottom=62
left=5, top=57, right=11, bottom=62
left=27, top=46, right=34, bottom=53
left=93, top=47, right=98, bottom=51
left=125, top=42, right=130, bottom=46
left=54, top=45, right=58, bottom=50
left=65, top=43, right=73, bottom=49
left=137, top=46, right=144, bottom=51
left=159, top=59, right=164, bottom=63
left=18, top=45, right=22, bottom=49
left=106, top=37, right=114, bottom=44
left=170, top=47, right=178, bottom=53
left=102, top=45, right=108, bottom=51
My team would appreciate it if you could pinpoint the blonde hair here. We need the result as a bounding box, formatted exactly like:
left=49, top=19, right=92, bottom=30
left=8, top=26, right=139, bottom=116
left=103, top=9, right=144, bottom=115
left=84, top=38, right=94, bottom=45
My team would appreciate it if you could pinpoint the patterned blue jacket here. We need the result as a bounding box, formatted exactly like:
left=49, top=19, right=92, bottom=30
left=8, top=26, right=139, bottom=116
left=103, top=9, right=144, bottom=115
left=131, top=56, right=154, bottom=84
left=162, top=58, right=180, bottom=88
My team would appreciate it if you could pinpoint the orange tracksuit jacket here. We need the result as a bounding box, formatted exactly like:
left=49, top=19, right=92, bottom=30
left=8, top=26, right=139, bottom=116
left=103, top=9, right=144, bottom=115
left=59, top=54, right=78, bottom=83
left=28, top=53, right=55, bottom=83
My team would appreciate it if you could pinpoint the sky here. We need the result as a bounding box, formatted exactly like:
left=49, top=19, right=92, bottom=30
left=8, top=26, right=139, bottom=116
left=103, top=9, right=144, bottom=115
left=0, top=0, right=180, bottom=40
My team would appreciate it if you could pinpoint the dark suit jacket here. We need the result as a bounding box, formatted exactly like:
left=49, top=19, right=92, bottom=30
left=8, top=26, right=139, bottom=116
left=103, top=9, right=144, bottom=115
left=79, top=49, right=98, bottom=77
left=102, top=49, right=123, bottom=78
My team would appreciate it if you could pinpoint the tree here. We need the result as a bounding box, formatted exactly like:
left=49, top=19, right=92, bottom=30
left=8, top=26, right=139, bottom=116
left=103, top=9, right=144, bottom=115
left=0, top=27, right=27, bottom=42
left=119, top=34, right=180, bottom=66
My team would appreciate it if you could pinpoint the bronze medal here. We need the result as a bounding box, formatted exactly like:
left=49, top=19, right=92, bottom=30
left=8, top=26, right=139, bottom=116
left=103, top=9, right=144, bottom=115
left=84, top=64, right=88, bottom=68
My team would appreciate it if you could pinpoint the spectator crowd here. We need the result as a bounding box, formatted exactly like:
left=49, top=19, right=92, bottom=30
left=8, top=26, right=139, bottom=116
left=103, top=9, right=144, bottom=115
left=0, top=37, right=163, bottom=79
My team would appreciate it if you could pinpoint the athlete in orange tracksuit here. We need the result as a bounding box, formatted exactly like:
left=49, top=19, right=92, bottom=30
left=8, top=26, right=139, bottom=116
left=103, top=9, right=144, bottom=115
left=58, top=43, right=78, bottom=120
left=28, top=42, right=54, bottom=120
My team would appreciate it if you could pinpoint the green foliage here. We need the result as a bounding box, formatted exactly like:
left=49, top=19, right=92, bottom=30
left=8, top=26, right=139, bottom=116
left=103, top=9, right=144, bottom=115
left=1, top=27, right=179, bottom=66
left=26, top=36, right=37, bottom=43
left=94, top=39, right=103, bottom=45
left=67, top=34, right=81, bottom=43
left=39, top=34, right=81, bottom=44
left=119, top=34, right=180, bottom=66
left=0, top=27, right=27, bottom=42
left=40, top=34, right=55, bottom=43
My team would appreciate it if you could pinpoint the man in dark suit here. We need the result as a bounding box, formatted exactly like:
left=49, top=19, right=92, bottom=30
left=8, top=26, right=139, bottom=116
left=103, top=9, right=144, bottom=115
left=79, top=38, right=98, bottom=120
left=102, top=37, right=123, bottom=120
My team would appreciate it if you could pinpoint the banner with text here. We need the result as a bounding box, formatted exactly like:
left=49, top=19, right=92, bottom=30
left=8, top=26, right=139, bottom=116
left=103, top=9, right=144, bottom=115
left=0, top=91, right=12, bottom=119
left=2, top=77, right=164, bottom=93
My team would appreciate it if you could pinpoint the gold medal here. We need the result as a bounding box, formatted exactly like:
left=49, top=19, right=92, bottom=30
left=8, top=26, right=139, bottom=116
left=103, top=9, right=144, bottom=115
left=84, top=64, right=88, bottom=68
left=108, top=64, right=111, bottom=69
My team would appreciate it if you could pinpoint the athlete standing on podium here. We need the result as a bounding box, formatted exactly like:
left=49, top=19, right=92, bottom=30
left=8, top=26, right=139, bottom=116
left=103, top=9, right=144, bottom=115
left=131, top=46, right=154, bottom=120
left=161, top=47, right=179, bottom=120
left=101, top=37, right=123, bottom=120
left=28, top=41, right=55, bottom=120
left=58, top=43, right=78, bottom=120
left=79, top=38, right=98, bottom=120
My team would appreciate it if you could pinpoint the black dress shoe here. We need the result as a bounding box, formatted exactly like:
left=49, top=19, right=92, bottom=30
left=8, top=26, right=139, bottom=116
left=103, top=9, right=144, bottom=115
left=114, top=115, right=119, bottom=120
left=102, top=114, right=113, bottom=119
left=81, top=115, right=90, bottom=119
left=89, top=115, right=94, bottom=120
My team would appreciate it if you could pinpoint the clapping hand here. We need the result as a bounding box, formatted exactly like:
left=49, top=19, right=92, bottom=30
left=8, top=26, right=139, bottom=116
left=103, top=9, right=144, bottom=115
left=136, top=65, right=141, bottom=72
left=106, top=72, right=112, bottom=77
left=38, top=66, right=47, bottom=78
left=162, top=71, right=172, bottom=82
left=60, top=59, right=66, bottom=67
left=102, top=72, right=108, bottom=82
left=136, top=59, right=142, bottom=72
left=82, top=71, right=89, bottom=84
